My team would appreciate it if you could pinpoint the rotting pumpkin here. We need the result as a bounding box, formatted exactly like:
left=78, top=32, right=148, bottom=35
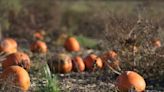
left=0, top=66, right=30, bottom=91
left=72, top=56, right=85, bottom=72
left=48, top=53, right=72, bottom=73
left=2, top=52, right=31, bottom=71
left=0, top=38, right=17, bottom=54
left=64, top=37, right=80, bottom=52
left=115, top=71, right=146, bottom=92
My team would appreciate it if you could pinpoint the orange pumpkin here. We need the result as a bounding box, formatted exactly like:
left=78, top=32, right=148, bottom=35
left=0, top=66, right=30, bottom=91
left=115, top=71, right=146, bottom=92
left=30, top=40, right=47, bottom=53
left=72, top=56, right=85, bottom=72
left=84, top=54, right=103, bottom=71
left=48, top=53, right=72, bottom=73
left=0, top=38, right=17, bottom=54
left=64, top=37, right=80, bottom=52
left=2, top=52, right=31, bottom=71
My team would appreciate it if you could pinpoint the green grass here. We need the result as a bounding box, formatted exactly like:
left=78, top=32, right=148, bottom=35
left=38, top=63, right=60, bottom=92
left=30, top=53, right=60, bottom=92
left=76, top=35, right=98, bottom=49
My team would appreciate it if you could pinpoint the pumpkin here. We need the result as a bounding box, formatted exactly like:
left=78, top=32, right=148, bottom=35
left=48, top=53, right=72, bottom=73
left=115, top=71, right=146, bottom=92
left=64, top=37, right=80, bottom=52
left=0, top=38, right=17, bottom=54
left=0, top=66, right=30, bottom=91
left=2, top=52, right=31, bottom=71
left=152, top=39, right=161, bottom=48
left=84, top=54, right=103, bottom=71
left=30, top=40, right=47, bottom=53
left=72, top=56, right=85, bottom=72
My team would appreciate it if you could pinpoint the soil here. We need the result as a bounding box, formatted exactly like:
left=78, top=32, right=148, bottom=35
left=57, top=71, right=163, bottom=92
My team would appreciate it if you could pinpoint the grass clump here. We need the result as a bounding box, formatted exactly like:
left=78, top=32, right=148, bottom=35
left=39, top=63, right=60, bottom=92
left=76, top=35, right=98, bottom=49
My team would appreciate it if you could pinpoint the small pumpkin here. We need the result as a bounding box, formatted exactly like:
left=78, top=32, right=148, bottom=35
left=64, top=37, right=80, bottom=52
left=0, top=66, right=30, bottom=91
left=84, top=54, right=103, bottom=71
left=0, top=38, right=17, bottom=54
left=2, top=52, right=31, bottom=71
left=48, top=53, right=72, bottom=73
left=115, top=71, right=146, bottom=92
left=72, top=56, right=85, bottom=72
left=30, top=40, right=47, bottom=53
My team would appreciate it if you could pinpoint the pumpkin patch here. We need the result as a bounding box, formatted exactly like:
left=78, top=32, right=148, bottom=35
left=0, top=2, right=163, bottom=91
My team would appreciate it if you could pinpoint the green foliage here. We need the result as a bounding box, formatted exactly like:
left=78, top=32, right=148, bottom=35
left=76, top=35, right=98, bottom=49
left=39, top=63, right=60, bottom=92
left=30, top=53, right=60, bottom=92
